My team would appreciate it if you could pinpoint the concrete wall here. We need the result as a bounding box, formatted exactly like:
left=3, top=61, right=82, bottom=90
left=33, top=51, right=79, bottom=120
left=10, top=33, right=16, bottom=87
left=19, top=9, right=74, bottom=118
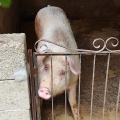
left=21, top=0, right=120, bottom=20
left=0, top=34, right=31, bottom=120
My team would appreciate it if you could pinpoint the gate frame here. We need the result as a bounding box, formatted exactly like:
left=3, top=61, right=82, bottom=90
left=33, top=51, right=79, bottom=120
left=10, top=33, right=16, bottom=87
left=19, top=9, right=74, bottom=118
left=28, top=49, right=41, bottom=120
left=28, top=37, right=120, bottom=120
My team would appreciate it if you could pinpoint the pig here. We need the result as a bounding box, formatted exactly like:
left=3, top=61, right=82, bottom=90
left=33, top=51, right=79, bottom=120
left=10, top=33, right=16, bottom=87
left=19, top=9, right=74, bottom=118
left=35, top=6, right=80, bottom=120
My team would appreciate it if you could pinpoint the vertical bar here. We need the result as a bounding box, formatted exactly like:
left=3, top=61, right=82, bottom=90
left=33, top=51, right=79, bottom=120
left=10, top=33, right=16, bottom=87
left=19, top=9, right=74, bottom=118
left=27, top=49, right=36, bottom=120
left=51, top=54, right=54, bottom=120
left=78, top=54, right=82, bottom=119
left=90, top=54, right=96, bottom=120
left=65, top=55, right=67, bottom=119
left=33, top=53, right=41, bottom=120
left=34, top=77, right=38, bottom=119
left=102, top=53, right=110, bottom=120
left=115, top=78, right=120, bottom=120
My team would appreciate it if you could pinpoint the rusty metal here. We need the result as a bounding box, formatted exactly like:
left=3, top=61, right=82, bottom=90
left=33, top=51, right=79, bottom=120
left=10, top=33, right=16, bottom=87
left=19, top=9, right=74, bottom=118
left=90, top=54, right=96, bottom=120
left=102, top=53, right=110, bottom=120
left=115, top=77, right=120, bottom=120
left=28, top=49, right=37, bottom=120
left=78, top=54, right=82, bottom=119
left=34, top=37, right=120, bottom=54
left=65, top=55, right=68, bottom=119
left=28, top=37, right=120, bottom=120
left=50, top=54, right=54, bottom=120
left=33, top=52, right=41, bottom=120
left=28, top=49, right=41, bottom=120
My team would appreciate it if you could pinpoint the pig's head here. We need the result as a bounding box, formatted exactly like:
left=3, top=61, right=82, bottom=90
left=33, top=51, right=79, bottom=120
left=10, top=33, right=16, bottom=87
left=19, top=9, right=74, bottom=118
left=37, top=55, right=79, bottom=100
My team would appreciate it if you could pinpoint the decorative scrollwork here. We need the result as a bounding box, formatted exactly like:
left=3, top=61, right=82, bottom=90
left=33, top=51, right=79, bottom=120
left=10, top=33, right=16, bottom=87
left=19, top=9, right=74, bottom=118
left=105, top=37, right=119, bottom=53
left=34, top=37, right=120, bottom=54
left=93, top=38, right=105, bottom=49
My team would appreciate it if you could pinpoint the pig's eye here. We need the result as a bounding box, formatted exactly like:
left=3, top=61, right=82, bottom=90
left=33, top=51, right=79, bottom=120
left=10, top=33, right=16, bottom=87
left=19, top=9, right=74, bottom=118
left=60, top=70, right=65, bottom=76
left=44, top=65, right=48, bottom=71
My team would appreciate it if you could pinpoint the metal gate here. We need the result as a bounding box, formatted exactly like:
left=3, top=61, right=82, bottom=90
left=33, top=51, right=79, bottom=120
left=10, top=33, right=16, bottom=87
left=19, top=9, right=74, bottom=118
left=28, top=37, right=120, bottom=120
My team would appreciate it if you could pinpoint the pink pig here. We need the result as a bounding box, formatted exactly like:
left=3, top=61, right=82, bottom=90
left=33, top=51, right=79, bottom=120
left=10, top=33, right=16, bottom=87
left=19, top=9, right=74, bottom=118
left=35, top=6, right=80, bottom=120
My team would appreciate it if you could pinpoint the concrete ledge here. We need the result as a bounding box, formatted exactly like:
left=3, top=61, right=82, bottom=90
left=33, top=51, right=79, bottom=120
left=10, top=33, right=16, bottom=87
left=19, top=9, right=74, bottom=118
left=0, top=80, right=30, bottom=110
left=0, top=110, right=31, bottom=120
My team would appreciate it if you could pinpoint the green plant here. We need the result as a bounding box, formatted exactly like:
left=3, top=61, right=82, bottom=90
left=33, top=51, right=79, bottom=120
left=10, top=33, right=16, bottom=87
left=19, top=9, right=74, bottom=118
left=0, top=0, right=11, bottom=8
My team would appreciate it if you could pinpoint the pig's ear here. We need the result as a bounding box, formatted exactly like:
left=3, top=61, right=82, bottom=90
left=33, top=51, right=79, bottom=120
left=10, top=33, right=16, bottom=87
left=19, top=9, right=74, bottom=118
left=67, top=57, right=79, bottom=75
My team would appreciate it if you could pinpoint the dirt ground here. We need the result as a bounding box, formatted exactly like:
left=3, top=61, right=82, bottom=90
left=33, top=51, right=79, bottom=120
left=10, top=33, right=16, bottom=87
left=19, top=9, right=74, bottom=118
left=41, top=104, right=120, bottom=120
left=21, top=17, right=120, bottom=120
left=41, top=55, right=120, bottom=120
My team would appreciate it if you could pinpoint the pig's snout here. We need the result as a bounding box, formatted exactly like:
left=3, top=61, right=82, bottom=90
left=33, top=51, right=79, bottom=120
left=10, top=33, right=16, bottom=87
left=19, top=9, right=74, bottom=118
left=38, top=87, right=51, bottom=100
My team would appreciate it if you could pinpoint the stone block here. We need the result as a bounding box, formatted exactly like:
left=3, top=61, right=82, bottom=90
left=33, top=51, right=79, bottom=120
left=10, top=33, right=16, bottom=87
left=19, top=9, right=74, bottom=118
left=0, top=110, right=31, bottom=120
left=0, top=80, right=30, bottom=110
left=0, top=33, right=28, bottom=80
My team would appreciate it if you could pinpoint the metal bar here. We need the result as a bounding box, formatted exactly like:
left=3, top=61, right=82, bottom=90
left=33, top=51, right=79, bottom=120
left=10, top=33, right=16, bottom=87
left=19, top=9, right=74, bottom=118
left=115, top=78, right=120, bottom=120
left=78, top=54, right=82, bottom=119
left=34, top=38, right=120, bottom=54
left=34, top=52, right=120, bottom=56
left=65, top=55, right=67, bottom=119
left=33, top=54, right=38, bottom=120
left=33, top=53, right=41, bottom=120
left=102, top=53, right=111, bottom=120
left=30, top=48, right=120, bottom=120
left=90, top=54, right=96, bottom=120
left=28, top=49, right=37, bottom=120
left=51, top=54, right=54, bottom=120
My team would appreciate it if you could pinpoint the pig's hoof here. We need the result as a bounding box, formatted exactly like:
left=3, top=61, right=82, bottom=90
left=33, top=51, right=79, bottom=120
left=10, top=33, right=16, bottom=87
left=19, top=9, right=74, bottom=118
left=74, top=116, right=82, bottom=120
left=38, top=87, right=51, bottom=99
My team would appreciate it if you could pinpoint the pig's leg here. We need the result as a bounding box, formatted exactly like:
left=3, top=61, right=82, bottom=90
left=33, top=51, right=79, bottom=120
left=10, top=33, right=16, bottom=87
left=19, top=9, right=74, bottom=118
left=68, top=83, right=80, bottom=120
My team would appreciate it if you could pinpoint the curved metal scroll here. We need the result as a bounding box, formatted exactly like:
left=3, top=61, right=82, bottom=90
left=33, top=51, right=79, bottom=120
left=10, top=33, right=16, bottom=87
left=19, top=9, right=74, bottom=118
left=34, top=37, right=120, bottom=54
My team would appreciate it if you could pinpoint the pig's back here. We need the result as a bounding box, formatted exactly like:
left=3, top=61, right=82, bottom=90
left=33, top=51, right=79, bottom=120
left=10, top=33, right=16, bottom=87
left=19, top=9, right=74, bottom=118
left=35, top=6, right=77, bottom=49
left=35, top=6, right=80, bottom=77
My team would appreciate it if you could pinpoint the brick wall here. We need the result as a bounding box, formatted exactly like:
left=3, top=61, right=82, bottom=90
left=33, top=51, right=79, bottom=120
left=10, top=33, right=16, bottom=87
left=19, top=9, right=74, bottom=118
left=0, top=33, right=31, bottom=120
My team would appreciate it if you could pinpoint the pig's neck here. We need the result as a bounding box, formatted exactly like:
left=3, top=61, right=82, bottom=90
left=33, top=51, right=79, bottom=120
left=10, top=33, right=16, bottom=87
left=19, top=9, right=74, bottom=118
left=41, top=26, right=74, bottom=47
